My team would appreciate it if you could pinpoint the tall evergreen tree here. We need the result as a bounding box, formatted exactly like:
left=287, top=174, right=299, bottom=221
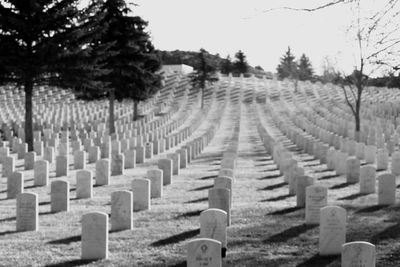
left=220, top=55, right=233, bottom=74
left=276, top=47, right=298, bottom=80
left=298, top=53, right=314, bottom=81
left=189, top=49, right=219, bottom=109
left=89, top=0, right=162, bottom=133
left=233, top=50, right=248, bottom=74
left=0, top=0, right=103, bottom=151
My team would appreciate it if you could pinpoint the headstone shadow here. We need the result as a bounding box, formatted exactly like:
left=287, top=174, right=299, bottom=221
left=258, top=182, right=287, bottom=191
left=47, top=234, right=80, bottom=245
left=264, top=223, right=316, bottom=243
left=190, top=185, right=213, bottom=191
left=261, top=193, right=294, bottom=202
left=0, top=230, right=17, bottom=236
left=267, top=206, right=302, bottom=215
left=296, top=253, right=339, bottom=267
left=337, top=192, right=370, bottom=200
left=355, top=204, right=388, bottom=213
left=44, top=259, right=98, bottom=267
left=175, top=209, right=203, bottom=219
left=184, top=197, right=208, bottom=204
left=150, top=228, right=200, bottom=247
left=198, top=175, right=216, bottom=180
left=330, top=182, right=356, bottom=190
left=257, top=173, right=281, bottom=180
left=318, top=174, right=340, bottom=180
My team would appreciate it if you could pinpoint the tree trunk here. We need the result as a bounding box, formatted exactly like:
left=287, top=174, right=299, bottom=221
left=354, top=111, right=361, bottom=142
left=24, top=78, right=34, bottom=151
left=109, top=89, right=115, bottom=134
left=133, top=99, right=139, bottom=121
left=201, top=86, right=204, bottom=109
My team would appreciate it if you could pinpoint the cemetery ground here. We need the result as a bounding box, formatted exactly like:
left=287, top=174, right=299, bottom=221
left=1, top=78, right=400, bottom=266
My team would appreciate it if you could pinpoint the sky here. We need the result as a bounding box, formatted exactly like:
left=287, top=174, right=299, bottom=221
left=133, top=0, right=358, bottom=75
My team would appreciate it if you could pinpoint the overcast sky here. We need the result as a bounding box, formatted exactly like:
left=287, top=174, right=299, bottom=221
left=134, top=0, right=360, bottom=75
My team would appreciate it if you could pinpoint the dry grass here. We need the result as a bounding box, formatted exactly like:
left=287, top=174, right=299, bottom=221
left=1, top=98, right=400, bottom=267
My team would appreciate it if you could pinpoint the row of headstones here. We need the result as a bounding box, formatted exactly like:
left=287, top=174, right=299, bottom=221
left=184, top=98, right=242, bottom=264
left=78, top=104, right=226, bottom=260
left=0, top=73, right=182, bottom=137
left=257, top=105, right=398, bottom=205
left=254, top=106, right=378, bottom=267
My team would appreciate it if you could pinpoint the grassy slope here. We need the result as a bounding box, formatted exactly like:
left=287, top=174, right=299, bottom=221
left=1, top=80, right=400, bottom=266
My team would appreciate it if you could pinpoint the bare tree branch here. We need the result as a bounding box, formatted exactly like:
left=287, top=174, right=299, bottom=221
left=341, top=84, right=357, bottom=116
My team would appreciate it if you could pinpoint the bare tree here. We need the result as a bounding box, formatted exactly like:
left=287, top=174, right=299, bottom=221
left=265, top=0, right=400, bottom=141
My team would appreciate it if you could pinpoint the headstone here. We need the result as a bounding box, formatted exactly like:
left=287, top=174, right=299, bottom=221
left=305, top=185, right=328, bottom=225
left=378, top=173, right=396, bottom=205
left=51, top=180, right=69, bottom=212
left=187, top=238, right=222, bottom=267
left=95, top=159, right=110, bottom=185
left=34, top=160, right=49, bottom=186
left=208, top=188, right=231, bottom=226
left=7, top=171, right=24, bottom=199
left=377, top=148, right=388, bottom=170
left=167, top=153, right=180, bottom=175
left=81, top=212, right=108, bottom=259
left=145, top=143, right=153, bottom=159
left=346, top=157, right=360, bottom=183
left=360, top=165, right=376, bottom=194
left=2, top=156, right=15, bottom=178
left=147, top=169, right=163, bottom=198
left=135, top=146, right=145, bottom=164
left=221, top=158, right=235, bottom=170
left=158, top=158, right=173, bottom=185
left=341, top=241, right=376, bottom=267
left=17, top=143, right=27, bottom=159
left=124, top=150, right=136, bottom=169
left=111, top=190, right=133, bottom=231
left=175, top=150, right=186, bottom=170
left=364, top=145, right=376, bottom=164
left=74, top=150, right=86, bottom=170
left=16, top=192, right=39, bottom=231
left=319, top=206, right=346, bottom=255
left=391, top=151, right=400, bottom=175
left=296, top=176, right=315, bottom=207
left=132, top=178, right=151, bottom=211
left=55, top=155, right=69, bottom=177
left=200, top=209, right=227, bottom=256
left=43, top=146, right=55, bottom=163
left=111, top=153, right=124, bottom=176
left=88, top=146, right=100, bottom=164
left=76, top=170, right=93, bottom=199
left=24, top=151, right=36, bottom=170
left=214, top=176, right=233, bottom=204
left=218, top=168, right=234, bottom=179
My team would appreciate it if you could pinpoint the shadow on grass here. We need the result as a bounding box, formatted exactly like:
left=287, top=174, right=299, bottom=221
left=369, top=221, right=400, bottom=244
left=304, top=163, right=322, bottom=167
left=48, top=235, right=80, bottom=245
left=301, top=157, right=316, bottom=162
left=338, top=192, right=371, bottom=200
left=257, top=173, right=282, bottom=180
left=0, top=230, right=17, bottom=236
left=0, top=216, right=15, bottom=222
left=168, top=261, right=186, bottom=267
left=258, top=167, right=279, bottom=173
left=355, top=204, right=388, bottom=213
left=318, top=174, right=340, bottom=180
left=268, top=206, right=302, bottom=215
left=175, top=210, right=203, bottom=219
left=185, top=197, right=208, bottom=204
left=24, top=185, right=37, bottom=189
left=39, top=201, right=51, bottom=206
left=44, top=259, right=99, bottom=267
left=258, top=182, right=287, bottom=191
left=296, top=254, right=339, bottom=267
left=264, top=224, right=317, bottom=243
left=190, top=185, right=213, bottom=192
left=330, top=182, right=356, bottom=190
left=261, top=193, right=294, bottom=202
left=151, top=228, right=200, bottom=247
left=198, top=175, right=216, bottom=180
left=313, top=168, right=331, bottom=173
